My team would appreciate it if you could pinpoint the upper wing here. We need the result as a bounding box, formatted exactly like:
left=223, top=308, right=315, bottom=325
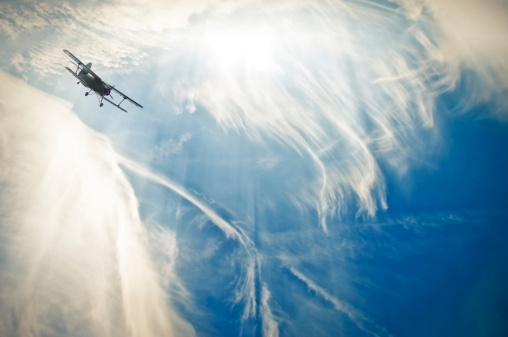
left=111, top=87, right=143, bottom=108
left=63, top=49, right=102, bottom=81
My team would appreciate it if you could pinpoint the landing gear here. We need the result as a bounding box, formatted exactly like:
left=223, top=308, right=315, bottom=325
left=85, top=92, right=89, bottom=96
left=77, top=82, right=80, bottom=85
left=100, top=103, right=103, bottom=107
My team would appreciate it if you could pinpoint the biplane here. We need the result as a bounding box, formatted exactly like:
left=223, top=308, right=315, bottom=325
left=63, top=49, right=143, bottom=112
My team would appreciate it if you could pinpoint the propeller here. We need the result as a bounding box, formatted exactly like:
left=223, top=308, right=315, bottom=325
left=104, top=84, right=115, bottom=100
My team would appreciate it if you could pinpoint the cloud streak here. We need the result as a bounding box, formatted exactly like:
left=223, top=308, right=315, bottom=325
left=118, top=155, right=278, bottom=329
left=288, top=266, right=391, bottom=337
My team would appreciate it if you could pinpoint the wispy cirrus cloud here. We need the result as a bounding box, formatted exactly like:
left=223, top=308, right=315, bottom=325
left=143, top=133, right=192, bottom=163
left=394, top=0, right=508, bottom=113
left=117, top=155, right=269, bottom=324
left=162, top=0, right=508, bottom=230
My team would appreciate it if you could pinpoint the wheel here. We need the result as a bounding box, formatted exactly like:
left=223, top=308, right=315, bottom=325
left=77, top=82, right=80, bottom=85
left=100, top=103, right=103, bottom=107
left=85, top=92, right=88, bottom=96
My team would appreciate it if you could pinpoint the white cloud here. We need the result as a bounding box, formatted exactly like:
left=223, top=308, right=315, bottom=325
left=261, top=286, right=279, bottom=337
left=144, top=133, right=192, bottom=163
left=394, top=0, right=508, bottom=114
left=0, top=71, right=194, bottom=337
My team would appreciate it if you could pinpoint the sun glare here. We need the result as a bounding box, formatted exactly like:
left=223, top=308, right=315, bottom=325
left=204, top=26, right=277, bottom=72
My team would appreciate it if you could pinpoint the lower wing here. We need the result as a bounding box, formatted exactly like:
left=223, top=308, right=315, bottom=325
left=103, top=97, right=128, bottom=113
left=111, top=87, right=143, bottom=109
left=65, top=67, right=89, bottom=88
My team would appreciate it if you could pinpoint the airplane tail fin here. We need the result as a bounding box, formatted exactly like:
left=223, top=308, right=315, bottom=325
left=78, top=62, right=92, bottom=76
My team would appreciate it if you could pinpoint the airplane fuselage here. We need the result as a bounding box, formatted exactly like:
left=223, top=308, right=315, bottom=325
left=78, top=65, right=111, bottom=96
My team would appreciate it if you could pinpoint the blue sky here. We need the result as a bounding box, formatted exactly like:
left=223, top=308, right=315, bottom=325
left=0, top=1, right=507, bottom=336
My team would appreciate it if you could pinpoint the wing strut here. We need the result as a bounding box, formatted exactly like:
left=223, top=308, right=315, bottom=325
left=63, top=49, right=102, bottom=81
left=103, top=97, right=128, bottom=113
left=111, top=87, right=143, bottom=108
